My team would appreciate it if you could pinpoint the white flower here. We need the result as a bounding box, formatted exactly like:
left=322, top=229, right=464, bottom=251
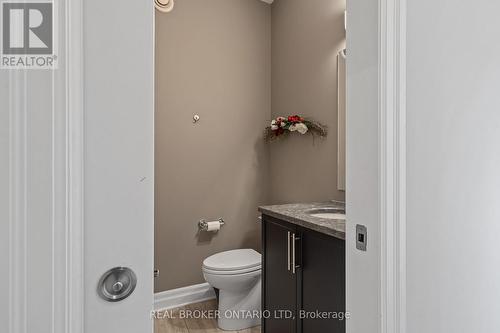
left=271, top=124, right=279, bottom=130
left=280, top=121, right=287, bottom=128
left=271, top=119, right=277, bottom=126
left=295, top=123, right=308, bottom=134
left=289, top=124, right=297, bottom=132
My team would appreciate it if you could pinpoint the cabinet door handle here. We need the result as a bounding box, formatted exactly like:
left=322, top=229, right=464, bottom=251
left=287, top=231, right=291, bottom=271
left=292, top=233, right=300, bottom=274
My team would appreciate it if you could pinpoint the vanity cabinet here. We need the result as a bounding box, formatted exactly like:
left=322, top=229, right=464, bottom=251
left=262, top=215, right=345, bottom=333
left=263, top=219, right=299, bottom=332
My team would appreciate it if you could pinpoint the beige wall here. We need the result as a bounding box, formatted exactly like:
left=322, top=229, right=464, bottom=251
left=155, top=0, right=345, bottom=293
left=270, top=0, right=346, bottom=204
left=155, top=0, right=271, bottom=292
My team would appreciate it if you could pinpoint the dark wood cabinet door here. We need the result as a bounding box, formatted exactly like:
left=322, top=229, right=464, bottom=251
left=263, top=218, right=297, bottom=333
left=301, top=230, right=345, bottom=333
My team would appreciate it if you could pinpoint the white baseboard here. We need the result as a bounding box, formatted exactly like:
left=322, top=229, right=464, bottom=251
left=154, top=283, right=216, bottom=311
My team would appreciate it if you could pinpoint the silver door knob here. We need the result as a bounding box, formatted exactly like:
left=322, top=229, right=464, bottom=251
left=97, top=267, right=137, bottom=302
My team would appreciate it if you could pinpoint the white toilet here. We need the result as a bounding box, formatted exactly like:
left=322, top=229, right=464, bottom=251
left=202, top=249, right=262, bottom=331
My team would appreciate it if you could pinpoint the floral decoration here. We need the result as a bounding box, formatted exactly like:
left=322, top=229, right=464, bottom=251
left=264, top=115, right=328, bottom=142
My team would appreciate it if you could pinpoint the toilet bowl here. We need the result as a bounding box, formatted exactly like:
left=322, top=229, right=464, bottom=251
left=202, top=249, right=261, bottom=331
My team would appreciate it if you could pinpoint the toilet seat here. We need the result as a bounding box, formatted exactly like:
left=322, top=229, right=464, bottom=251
left=202, top=249, right=261, bottom=275
left=203, top=265, right=261, bottom=276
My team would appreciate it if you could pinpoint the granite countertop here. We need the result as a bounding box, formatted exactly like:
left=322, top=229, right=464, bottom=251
left=258, top=201, right=346, bottom=240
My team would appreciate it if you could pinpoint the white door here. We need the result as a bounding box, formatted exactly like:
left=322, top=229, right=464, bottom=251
left=347, top=0, right=407, bottom=332
left=346, top=0, right=385, bottom=331
left=1, top=0, right=154, bottom=332
left=83, top=0, right=154, bottom=332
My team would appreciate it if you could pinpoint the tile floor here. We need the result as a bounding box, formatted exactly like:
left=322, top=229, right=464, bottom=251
left=154, top=299, right=261, bottom=333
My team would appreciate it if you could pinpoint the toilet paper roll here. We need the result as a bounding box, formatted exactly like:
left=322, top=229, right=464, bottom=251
left=206, top=221, right=221, bottom=232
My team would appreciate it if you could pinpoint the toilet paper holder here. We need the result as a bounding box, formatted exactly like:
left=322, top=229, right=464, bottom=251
left=198, top=218, right=225, bottom=231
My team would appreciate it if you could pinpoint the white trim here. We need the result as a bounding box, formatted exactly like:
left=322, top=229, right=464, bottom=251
left=8, top=64, right=28, bottom=333
left=154, top=283, right=216, bottom=311
left=4, top=1, right=84, bottom=332
left=379, top=0, right=407, bottom=333
left=66, top=0, right=84, bottom=332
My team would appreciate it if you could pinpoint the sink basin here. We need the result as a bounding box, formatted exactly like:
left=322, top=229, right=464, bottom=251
left=306, top=207, right=346, bottom=220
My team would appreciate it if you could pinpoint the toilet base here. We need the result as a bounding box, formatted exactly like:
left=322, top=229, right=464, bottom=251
left=217, top=278, right=261, bottom=331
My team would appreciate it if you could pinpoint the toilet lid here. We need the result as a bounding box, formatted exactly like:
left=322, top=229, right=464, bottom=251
left=203, top=249, right=261, bottom=271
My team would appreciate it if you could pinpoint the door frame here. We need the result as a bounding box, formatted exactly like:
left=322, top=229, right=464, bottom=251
left=378, top=0, right=407, bottom=332
left=5, top=0, right=84, bottom=332
left=67, top=0, right=85, bottom=332
left=61, top=0, right=407, bottom=332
